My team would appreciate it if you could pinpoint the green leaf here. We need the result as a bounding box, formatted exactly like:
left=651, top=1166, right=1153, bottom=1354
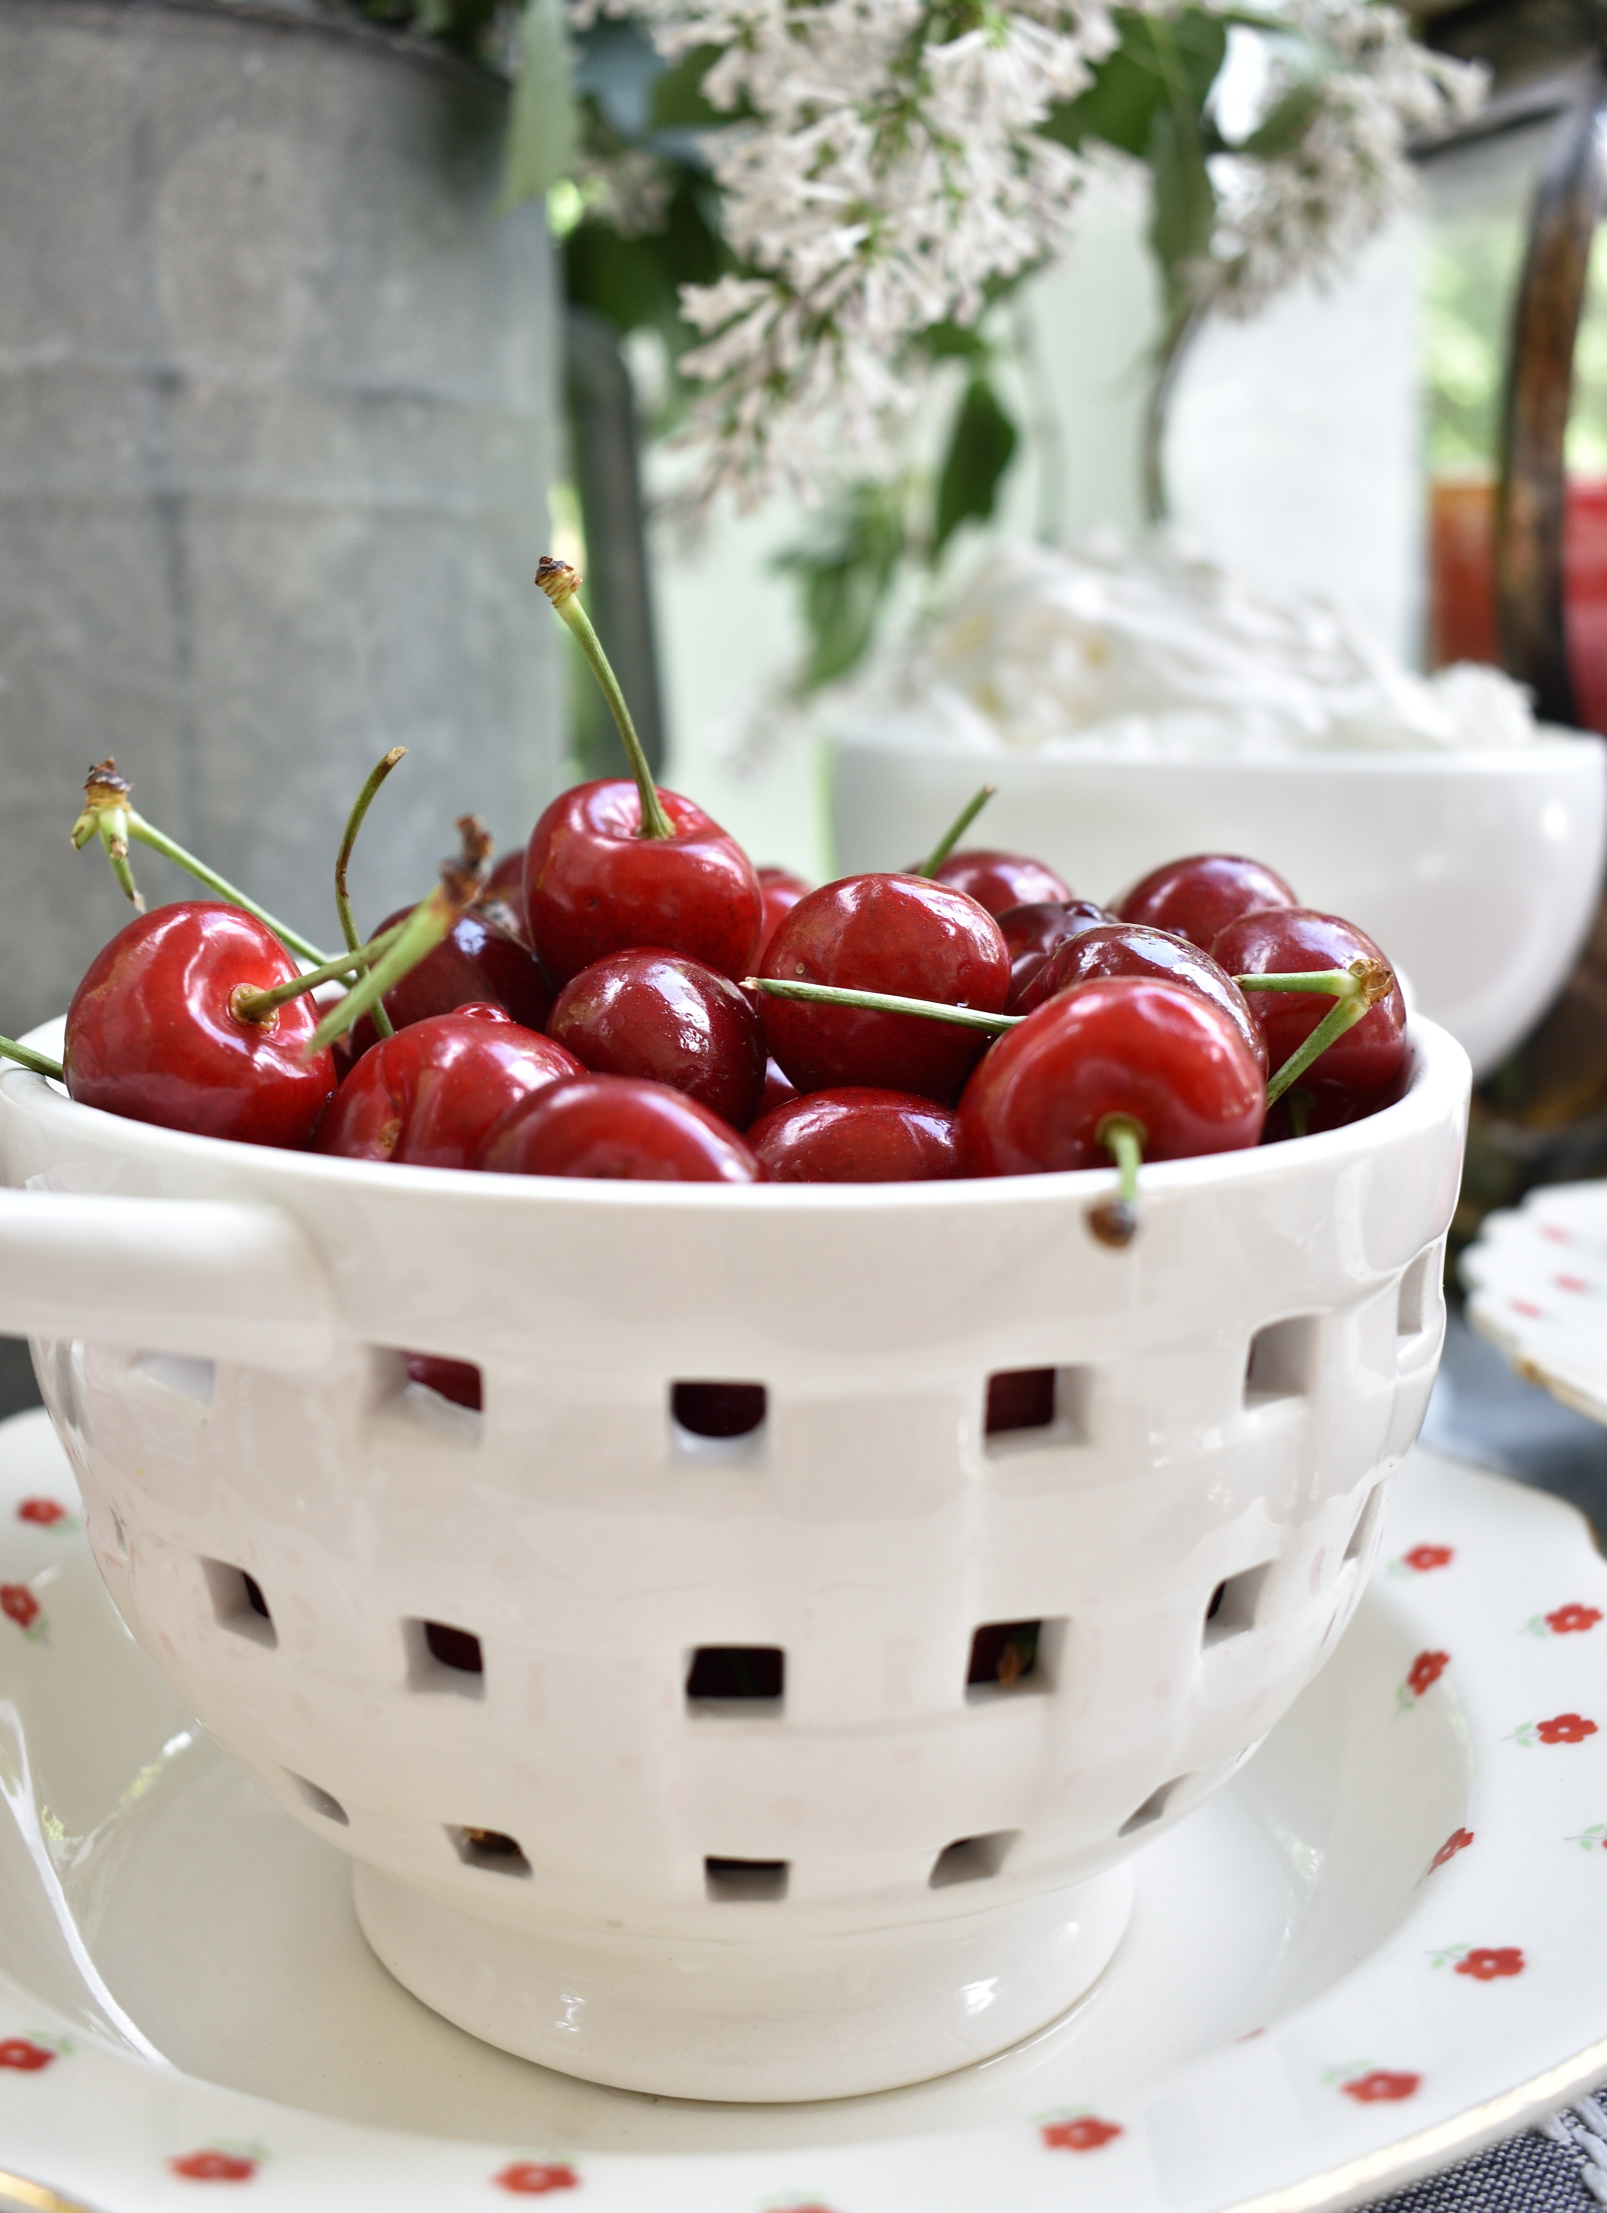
left=502, top=0, right=579, bottom=210
left=1048, top=8, right=1228, bottom=158
left=932, top=377, right=1019, bottom=559
left=774, top=483, right=908, bottom=694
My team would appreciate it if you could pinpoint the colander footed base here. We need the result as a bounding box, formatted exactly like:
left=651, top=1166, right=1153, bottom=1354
left=351, top=1858, right=1135, bottom=2100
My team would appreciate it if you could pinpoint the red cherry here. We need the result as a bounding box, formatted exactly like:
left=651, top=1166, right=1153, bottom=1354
left=479, top=1073, right=761, bottom=1182
left=480, top=849, right=531, bottom=943
left=999, top=900, right=1110, bottom=1009
left=757, top=1058, right=798, bottom=1119
left=959, top=977, right=1266, bottom=1176
left=1016, top=922, right=1267, bottom=1073
left=1117, top=853, right=1298, bottom=950
left=341, top=907, right=554, bottom=1064
left=548, top=950, right=765, bottom=1129
left=406, top=1354, right=483, bottom=1409
left=748, top=1087, right=961, bottom=1182
left=759, top=875, right=1009, bottom=1104
left=929, top=848, right=1073, bottom=915
left=1210, top=908, right=1407, bottom=1124
left=316, top=1006, right=580, bottom=1170
left=525, top=779, right=762, bottom=986
left=757, top=866, right=811, bottom=958
left=64, top=903, right=335, bottom=1148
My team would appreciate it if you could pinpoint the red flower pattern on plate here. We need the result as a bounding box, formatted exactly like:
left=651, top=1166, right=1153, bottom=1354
left=1342, top=2070, right=1421, bottom=2104
left=1455, top=1947, right=1524, bottom=1981
left=1429, top=1828, right=1474, bottom=1873
left=1397, top=1650, right=1449, bottom=1710
left=0, top=1585, right=40, bottom=1633
left=1402, top=1545, right=1453, bottom=1572
left=0, top=2038, right=54, bottom=2071
left=1511, top=1298, right=1543, bottom=1319
left=1041, top=2116, right=1123, bottom=2152
left=15, top=1499, right=66, bottom=1527
left=1547, top=1605, right=1602, bottom=1635
left=1537, top=1713, right=1598, bottom=1745
left=169, top=2151, right=257, bottom=2182
left=494, top=2165, right=579, bottom=2196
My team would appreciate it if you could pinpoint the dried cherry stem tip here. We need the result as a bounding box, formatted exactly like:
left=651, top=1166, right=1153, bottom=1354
left=230, top=920, right=407, bottom=1026
left=744, top=976, right=1018, bottom=1033
left=335, top=746, right=407, bottom=1040
left=1260, top=959, right=1395, bottom=1111
left=71, top=760, right=325, bottom=965
left=0, top=1036, right=63, bottom=1082
left=1088, top=1112, right=1143, bottom=1248
left=305, top=816, right=493, bottom=1057
left=536, top=556, right=672, bottom=841
left=914, top=784, right=996, bottom=878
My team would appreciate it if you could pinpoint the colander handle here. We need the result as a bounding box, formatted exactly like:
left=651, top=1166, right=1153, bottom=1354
left=0, top=1188, right=338, bottom=1371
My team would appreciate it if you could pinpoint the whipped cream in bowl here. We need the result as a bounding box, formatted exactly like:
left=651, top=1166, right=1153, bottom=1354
left=831, top=537, right=1604, bottom=1078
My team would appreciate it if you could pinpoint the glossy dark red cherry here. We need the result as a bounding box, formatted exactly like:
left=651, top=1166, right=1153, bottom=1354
left=547, top=949, right=766, bottom=1129
left=342, top=906, right=554, bottom=1064
left=1116, top=853, right=1298, bottom=951
left=748, top=1087, right=961, bottom=1182
left=479, top=850, right=531, bottom=944
left=757, top=1058, right=798, bottom=1119
left=759, top=874, right=1009, bottom=1103
left=406, top=1354, right=483, bottom=1410
left=64, top=902, right=335, bottom=1148
left=1015, top=921, right=1267, bottom=1073
left=959, top=976, right=1266, bottom=1176
left=479, top=1072, right=761, bottom=1181
left=1210, top=907, right=1408, bottom=1124
left=316, top=1005, right=581, bottom=1169
left=524, top=779, right=763, bottom=987
left=929, top=849, right=1073, bottom=915
left=757, top=866, right=811, bottom=958
left=998, top=899, right=1109, bottom=1009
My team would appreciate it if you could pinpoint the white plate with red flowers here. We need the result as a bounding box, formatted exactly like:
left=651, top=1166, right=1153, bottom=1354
left=2, top=1406, right=1607, bottom=2213
left=1463, top=1181, right=1607, bottom=1429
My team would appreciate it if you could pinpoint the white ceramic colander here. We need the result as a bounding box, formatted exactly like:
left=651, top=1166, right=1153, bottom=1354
left=0, top=1015, right=1468, bottom=2099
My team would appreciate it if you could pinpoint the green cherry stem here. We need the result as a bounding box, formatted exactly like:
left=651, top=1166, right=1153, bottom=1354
left=913, top=783, right=996, bottom=878
left=1263, top=994, right=1372, bottom=1108
left=1088, top=1111, right=1145, bottom=1248
left=335, top=746, right=407, bottom=1039
left=0, top=1035, right=64, bottom=1081
left=230, top=921, right=407, bottom=1026
left=1235, top=969, right=1369, bottom=998
left=304, top=815, right=493, bottom=1057
left=743, top=975, right=1018, bottom=1033
left=72, top=761, right=326, bottom=964
left=536, top=556, right=671, bottom=840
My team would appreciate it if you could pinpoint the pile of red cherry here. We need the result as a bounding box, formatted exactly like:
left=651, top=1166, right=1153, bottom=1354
left=11, top=560, right=1408, bottom=1226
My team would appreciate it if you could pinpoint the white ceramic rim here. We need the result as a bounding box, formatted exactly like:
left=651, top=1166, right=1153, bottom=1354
left=830, top=727, right=1605, bottom=775
left=11, top=1011, right=1466, bottom=1218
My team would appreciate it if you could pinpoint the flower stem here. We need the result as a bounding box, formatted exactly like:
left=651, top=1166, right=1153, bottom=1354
left=536, top=556, right=671, bottom=840
left=0, top=1036, right=63, bottom=1081
left=744, top=975, right=1018, bottom=1033
left=230, top=922, right=406, bottom=1025
left=72, top=761, right=326, bottom=963
left=305, top=816, right=492, bottom=1057
left=913, top=784, right=996, bottom=877
left=335, top=747, right=406, bottom=1039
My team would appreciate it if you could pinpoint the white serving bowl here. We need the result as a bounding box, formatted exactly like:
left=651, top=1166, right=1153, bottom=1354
left=0, top=1017, right=1469, bottom=2101
left=832, top=729, right=1607, bottom=1080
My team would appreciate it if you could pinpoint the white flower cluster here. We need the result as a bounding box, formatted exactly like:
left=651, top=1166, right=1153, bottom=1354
left=569, top=0, right=1482, bottom=511
left=1199, top=0, right=1484, bottom=317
